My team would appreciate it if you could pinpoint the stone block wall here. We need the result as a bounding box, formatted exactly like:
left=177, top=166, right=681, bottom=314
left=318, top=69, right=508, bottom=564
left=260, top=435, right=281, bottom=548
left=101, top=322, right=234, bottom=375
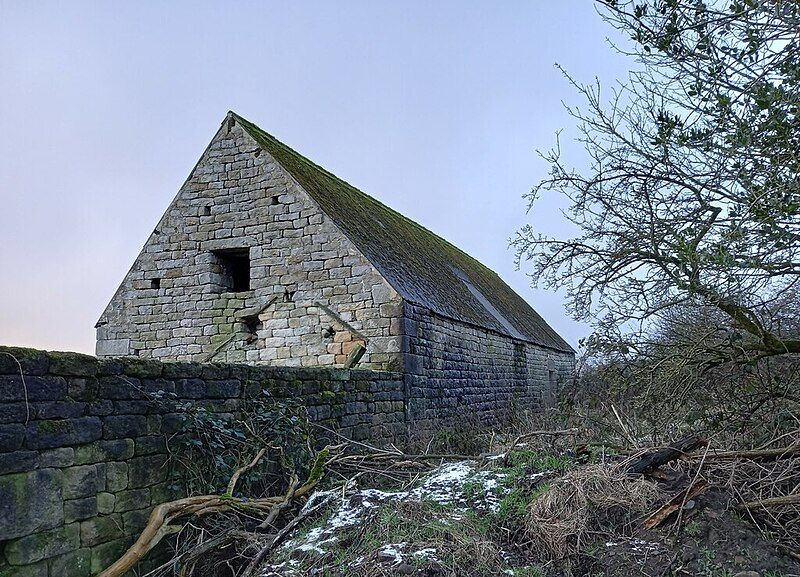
left=402, top=303, right=575, bottom=432
left=0, top=346, right=404, bottom=577
left=96, top=116, right=402, bottom=369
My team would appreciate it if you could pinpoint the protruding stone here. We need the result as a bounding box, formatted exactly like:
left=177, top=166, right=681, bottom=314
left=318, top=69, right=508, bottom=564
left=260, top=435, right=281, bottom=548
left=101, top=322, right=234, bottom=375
left=0, top=468, right=64, bottom=541
left=97, top=492, right=116, bottom=514
left=0, top=450, right=38, bottom=474
left=25, top=417, right=102, bottom=450
left=40, top=447, right=75, bottom=468
left=74, top=439, right=134, bottom=465
left=127, top=454, right=167, bottom=488
left=48, top=352, right=98, bottom=377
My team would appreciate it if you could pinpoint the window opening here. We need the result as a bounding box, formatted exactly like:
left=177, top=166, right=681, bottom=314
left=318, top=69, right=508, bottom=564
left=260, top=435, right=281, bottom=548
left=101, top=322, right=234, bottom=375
left=212, top=248, right=251, bottom=292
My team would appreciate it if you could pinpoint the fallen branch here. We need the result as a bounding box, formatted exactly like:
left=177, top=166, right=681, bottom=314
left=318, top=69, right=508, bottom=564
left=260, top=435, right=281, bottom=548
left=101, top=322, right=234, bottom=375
left=240, top=492, right=337, bottom=577
left=226, top=447, right=267, bottom=497
left=695, top=444, right=800, bottom=462
left=740, top=494, right=800, bottom=510
left=98, top=447, right=333, bottom=577
left=643, top=480, right=708, bottom=529
left=258, top=474, right=300, bottom=529
left=623, top=435, right=708, bottom=476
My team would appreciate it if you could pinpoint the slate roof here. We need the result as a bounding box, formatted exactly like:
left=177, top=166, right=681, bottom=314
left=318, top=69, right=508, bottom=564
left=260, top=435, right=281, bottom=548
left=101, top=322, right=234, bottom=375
left=233, top=112, right=574, bottom=353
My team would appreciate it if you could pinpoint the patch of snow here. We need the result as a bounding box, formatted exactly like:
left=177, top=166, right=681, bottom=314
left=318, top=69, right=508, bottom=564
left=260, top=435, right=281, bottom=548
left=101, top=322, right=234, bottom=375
left=411, top=547, right=437, bottom=559
left=260, top=559, right=300, bottom=577
left=410, top=461, right=474, bottom=503
left=281, top=460, right=507, bottom=557
left=605, top=538, right=664, bottom=556
left=377, top=543, right=406, bottom=565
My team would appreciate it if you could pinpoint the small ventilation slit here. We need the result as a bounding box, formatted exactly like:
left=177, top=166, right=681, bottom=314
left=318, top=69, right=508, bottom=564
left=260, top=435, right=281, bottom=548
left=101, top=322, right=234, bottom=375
left=203, top=205, right=211, bottom=216
left=150, top=278, right=161, bottom=290
left=271, top=195, right=280, bottom=205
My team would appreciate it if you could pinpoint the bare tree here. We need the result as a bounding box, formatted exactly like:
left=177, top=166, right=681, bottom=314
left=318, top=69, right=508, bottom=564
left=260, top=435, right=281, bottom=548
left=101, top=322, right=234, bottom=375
left=515, top=0, right=800, bottom=361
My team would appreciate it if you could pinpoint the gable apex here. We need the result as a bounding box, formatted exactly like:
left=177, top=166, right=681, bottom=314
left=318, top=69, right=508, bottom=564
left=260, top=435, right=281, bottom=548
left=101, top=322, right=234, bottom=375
left=230, top=112, right=573, bottom=353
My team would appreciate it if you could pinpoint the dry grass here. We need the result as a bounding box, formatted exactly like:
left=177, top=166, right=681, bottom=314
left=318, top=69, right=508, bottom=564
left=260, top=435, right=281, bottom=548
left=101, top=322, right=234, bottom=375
left=707, top=455, right=800, bottom=555
left=524, top=463, right=662, bottom=560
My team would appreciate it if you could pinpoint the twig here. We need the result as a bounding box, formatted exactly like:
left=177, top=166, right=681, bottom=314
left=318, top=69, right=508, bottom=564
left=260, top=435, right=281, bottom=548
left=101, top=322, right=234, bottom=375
left=611, top=404, right=638, bottom=448
left=226, top=448, right=267, bottom=497
left=258, top=474, right=300, bottom=529
left=673, top=440, right=711, bottom=532
left=740, top=494, right=800, bottom=509
left=0, top=352, right=29, bottom=424
left=240, top=492, right=337, bottom=577
left=505, top=428, right=582, bottom=454
left=694, top=444, right=800, bottom=461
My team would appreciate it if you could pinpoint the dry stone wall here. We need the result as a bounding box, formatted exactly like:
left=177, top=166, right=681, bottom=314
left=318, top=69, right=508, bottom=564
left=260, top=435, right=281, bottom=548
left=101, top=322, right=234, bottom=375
left=0, top=346, right=403, bottom=577
left=96, top=117, right=402, bottom=369
left=401, top=303, right=575, bottom=433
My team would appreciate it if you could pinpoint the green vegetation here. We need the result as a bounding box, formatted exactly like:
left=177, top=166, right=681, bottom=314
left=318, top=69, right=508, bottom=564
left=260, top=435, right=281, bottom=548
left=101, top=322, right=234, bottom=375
left=698, top=548, right=733, bottom=577
left=264, top=449, right=577, bottom=577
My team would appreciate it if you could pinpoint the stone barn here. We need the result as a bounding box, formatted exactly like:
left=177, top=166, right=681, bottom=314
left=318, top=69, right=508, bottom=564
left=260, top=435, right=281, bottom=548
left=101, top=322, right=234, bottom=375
left=97, top=112, right=574, bottom=426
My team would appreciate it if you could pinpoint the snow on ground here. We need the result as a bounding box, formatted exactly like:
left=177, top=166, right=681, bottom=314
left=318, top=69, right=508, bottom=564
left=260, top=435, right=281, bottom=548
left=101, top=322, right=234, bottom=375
left=259, top=460, right=507, bottom=575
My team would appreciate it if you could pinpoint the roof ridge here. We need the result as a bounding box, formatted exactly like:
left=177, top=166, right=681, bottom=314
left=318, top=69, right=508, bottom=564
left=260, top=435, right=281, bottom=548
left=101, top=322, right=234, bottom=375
left=230, top=111, right=573, bottom=353
left=230, top=111, right=503, bottom=281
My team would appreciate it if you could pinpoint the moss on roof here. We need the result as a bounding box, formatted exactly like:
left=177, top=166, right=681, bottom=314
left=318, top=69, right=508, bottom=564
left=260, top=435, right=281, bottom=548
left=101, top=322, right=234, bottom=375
left=233, top=112, right=573, bottom=353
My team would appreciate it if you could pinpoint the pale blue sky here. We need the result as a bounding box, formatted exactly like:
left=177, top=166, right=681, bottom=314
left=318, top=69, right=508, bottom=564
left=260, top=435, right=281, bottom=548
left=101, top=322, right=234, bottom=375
left=0, top=1, right=629, bottom=354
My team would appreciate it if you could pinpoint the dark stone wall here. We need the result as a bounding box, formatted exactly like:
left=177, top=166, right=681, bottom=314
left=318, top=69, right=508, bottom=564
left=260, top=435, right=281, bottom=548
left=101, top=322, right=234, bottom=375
left=401, top=303, right=575, bottom=433
left=0, top=346, right=403, bottom=577
left=0, top=325, right=574, bottom=576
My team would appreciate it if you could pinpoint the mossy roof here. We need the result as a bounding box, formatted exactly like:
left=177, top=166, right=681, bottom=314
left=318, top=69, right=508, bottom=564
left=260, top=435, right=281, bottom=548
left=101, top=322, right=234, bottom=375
left=233, top=112, right=573, bottom=353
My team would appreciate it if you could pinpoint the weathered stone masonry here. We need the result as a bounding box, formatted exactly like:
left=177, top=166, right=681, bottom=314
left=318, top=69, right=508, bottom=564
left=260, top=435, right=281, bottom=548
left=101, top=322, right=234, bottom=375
left=402, top=303, right=575, bottom=430
left=95, top=112, right=575, bottom=405
left=96, top=116, right=402, bottom=370
left=0, top=346, right=403, bottom=577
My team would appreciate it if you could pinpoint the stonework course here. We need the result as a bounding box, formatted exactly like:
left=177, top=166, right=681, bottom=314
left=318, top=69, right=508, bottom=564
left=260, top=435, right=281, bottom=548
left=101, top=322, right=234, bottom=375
left=403, top=302, right=576, bottom=431
left=0, top=346, right=403, bottom=576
